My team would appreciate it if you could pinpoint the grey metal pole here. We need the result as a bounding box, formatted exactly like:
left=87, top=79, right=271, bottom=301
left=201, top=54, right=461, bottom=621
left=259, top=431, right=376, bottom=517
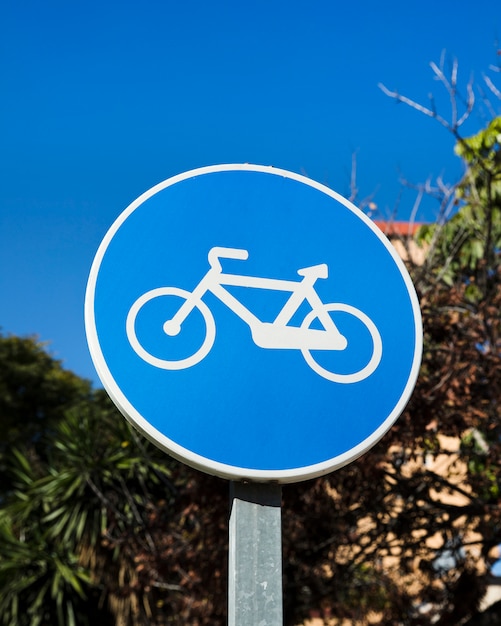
left=228, top=482, right=283, bottom=626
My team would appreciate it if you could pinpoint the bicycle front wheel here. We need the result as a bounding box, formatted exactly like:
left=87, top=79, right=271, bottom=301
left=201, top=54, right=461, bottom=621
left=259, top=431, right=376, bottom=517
left=126, top=287, right=216, bottom=370
left=301, top=303, right=382, bottom=383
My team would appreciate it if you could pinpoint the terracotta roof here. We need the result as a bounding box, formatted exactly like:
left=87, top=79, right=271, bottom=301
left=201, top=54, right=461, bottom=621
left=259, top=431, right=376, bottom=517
left=373, top=221, right=424, bottom=237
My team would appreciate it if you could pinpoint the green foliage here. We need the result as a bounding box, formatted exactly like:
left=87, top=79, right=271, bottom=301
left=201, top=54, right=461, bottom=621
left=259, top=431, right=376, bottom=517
left=0, top=333, right=91, bottom=432
left=0, top=516, right=91, bottom=626
left=454, top=117, right=501, bottom=170
left=0, top=358, right=177, bottom=626
left=461, top=431, right=500, bottom=502
left=0, top=333, right=92, bottom=495
left=0, top=333, right=229, bottom=626
left=416, top=117, right=501, bottom=296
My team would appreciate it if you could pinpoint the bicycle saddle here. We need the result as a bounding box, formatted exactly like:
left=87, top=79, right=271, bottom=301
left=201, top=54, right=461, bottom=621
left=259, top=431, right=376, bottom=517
left=297, top=263, right=328, bottom=279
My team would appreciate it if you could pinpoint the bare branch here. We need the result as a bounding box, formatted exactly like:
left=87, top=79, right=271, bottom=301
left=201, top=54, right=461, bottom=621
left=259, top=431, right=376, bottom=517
left=457, top=75, right=475, bottom=127
left=408, top=181, right=426, bottom=228
left=477, top=85, right=497, bottom=120
left=451, top=57, right=458, bottom=89
left=349, top=151, right=358, bottom=203
left=429, top=92, right=437, bottom=117
left=483, top=73, right=501, bottom=100
left=380, top=54, right=476, bottom=136
left=348, top=150, right=379, bottom=214
left=431, top=57, right=460, bottom=128
left=378, top=82, right=451, bottom=130
left=430, top=60, right=451, bottom=92
left=439, top=48, right=447, bottom=74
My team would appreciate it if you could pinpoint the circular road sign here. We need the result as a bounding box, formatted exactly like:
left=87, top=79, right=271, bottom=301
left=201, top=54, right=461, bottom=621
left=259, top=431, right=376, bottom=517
left=85, top=164, right=422, bottom=483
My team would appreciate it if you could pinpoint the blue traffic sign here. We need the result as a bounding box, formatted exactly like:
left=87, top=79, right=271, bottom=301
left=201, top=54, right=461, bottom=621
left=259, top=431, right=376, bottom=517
left=85, top=164, right=422, bottom=482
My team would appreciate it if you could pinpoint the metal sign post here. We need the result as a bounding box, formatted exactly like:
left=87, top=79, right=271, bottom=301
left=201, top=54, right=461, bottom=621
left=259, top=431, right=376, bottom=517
left=228, top=482, right=282, bottom=626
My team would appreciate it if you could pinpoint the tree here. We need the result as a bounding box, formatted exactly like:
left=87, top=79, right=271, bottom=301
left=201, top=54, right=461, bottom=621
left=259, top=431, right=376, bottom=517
left=0, top=333, right=92, bottom=495
left=415, top=116, right=501, bottom=299
left=0, top=332, right=228, bottom=626
left=277, top=53, right=501, bottom=625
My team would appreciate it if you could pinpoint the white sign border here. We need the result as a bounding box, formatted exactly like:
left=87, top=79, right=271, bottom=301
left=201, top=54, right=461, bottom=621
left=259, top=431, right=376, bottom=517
left=85, top=163, right=423, bottom=483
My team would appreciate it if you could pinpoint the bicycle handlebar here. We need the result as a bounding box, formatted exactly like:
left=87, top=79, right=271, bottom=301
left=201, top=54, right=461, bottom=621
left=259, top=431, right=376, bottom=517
left=208, top=246, right=249, bottom=272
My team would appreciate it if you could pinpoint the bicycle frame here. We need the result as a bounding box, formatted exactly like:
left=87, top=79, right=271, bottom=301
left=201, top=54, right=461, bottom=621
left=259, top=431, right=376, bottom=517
left=166, top=247, right=347, bottom=351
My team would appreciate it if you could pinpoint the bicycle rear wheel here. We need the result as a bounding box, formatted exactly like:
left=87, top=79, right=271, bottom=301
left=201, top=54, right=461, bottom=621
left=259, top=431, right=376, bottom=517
left=301, top=303, right=382, bottom=383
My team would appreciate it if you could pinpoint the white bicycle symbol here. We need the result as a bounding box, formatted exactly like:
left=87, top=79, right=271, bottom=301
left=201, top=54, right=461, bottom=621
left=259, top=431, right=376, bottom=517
left=126, top=247, right=383, bottom=383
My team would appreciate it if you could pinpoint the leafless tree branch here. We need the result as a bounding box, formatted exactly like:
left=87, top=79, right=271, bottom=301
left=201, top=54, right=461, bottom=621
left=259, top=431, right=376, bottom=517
left=379, top=54, right=475, bottom=138
left=483, top=74, right=501, bottom=100
left=348, top=150, right=379, bottom=214
left=378, top=82, right=451, bottom=129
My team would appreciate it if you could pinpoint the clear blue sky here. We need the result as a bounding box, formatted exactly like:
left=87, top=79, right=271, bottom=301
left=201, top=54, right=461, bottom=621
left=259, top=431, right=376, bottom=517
left=1, top=0, right=500, bottom=385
